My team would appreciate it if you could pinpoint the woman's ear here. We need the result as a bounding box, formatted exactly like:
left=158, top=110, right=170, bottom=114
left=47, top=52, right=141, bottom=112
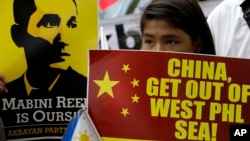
left=194, top=36, right=202, bottom=53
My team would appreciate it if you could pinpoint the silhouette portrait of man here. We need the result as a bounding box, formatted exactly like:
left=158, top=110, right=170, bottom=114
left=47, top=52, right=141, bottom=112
left=0, top=0, right=87, bottom=140
left=9, top=0, right=87, bottom=96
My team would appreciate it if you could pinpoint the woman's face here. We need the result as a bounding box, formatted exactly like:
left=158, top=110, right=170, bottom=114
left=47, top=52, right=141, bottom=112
left=141, top=19, right=200, bottom=53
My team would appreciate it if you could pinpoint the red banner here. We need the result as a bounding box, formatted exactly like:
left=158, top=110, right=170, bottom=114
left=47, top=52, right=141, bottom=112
left=99, top=0, right=118, bottom=11
left=88, top=50, right=250, bottom=141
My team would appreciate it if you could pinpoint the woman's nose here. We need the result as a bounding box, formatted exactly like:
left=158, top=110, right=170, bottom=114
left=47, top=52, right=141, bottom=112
left=154, top=43, right=164, bottom=51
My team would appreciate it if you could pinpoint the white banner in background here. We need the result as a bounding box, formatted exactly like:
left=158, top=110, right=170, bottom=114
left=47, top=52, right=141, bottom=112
left=99, top=14, right=142, bottom=50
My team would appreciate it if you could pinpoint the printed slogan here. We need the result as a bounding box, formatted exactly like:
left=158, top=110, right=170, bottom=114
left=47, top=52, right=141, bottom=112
left=1, top=96, right=86, bottom=139
left=88, top=50, right=250, bottom=141
left=7, top=126, right=66, bottom=137
left=147, top=58, right=246, bottom=140
left=2, top=97, right=86, bottom=123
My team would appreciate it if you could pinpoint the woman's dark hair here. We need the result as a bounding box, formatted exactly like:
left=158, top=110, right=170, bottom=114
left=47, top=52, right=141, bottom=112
left=140, top=0, right=215, bottom=55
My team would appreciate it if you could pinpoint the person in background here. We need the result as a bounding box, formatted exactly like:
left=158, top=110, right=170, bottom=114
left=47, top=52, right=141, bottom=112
left=0, top=73, right=6, bottom=141
left=0, top=73, right=7, bottom=93
left=207, top=0, right=250, bottom=58
left=140, top=0, right=216, bottom=54
left=0, top=116, right=5, bottom=141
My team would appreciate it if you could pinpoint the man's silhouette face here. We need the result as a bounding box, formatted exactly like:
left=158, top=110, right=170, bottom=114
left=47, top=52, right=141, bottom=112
left=25, top=0, right=77, bottom=66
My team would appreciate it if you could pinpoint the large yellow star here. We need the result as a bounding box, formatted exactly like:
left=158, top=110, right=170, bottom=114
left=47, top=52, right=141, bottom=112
left=121, top=108, right=129, bottom=117
left=121, top=64, right=130, bottom=73
left=93, top=71, right=119, bottom=98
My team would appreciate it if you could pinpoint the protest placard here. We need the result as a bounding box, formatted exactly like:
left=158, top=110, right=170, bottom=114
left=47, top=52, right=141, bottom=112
left=0, top=0, right=98, bottom=140
left=88, top=50, right=250, bottom=141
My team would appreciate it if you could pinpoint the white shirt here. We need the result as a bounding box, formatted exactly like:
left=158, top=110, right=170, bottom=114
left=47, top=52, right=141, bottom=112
left=207, top=0, right=250, bottom=58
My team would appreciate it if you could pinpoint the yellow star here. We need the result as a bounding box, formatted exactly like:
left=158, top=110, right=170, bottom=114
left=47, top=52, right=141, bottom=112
left=93, top=71, right=119, bottom=98
left=121, top=64, right=130, bottom=73
left=131, top=94, right=140, bottom=103
left=131, top=78, right=139, bottom=87
left=121, top=108, right=129, bottom=117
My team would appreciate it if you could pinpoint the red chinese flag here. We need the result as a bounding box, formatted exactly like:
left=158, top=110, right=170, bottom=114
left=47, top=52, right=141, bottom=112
left=88, top=50, right=250, bottom=140
left=99, top=0, right=118, bottom=11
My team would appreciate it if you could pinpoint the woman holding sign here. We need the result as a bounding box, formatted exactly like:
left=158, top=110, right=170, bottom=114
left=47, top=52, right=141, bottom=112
left=140, top=0, right=216, bottom=54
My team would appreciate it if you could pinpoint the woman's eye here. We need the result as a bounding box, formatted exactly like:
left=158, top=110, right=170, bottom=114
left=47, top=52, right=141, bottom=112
left=166, top=40, right=176, bottom=45
left=145, top=40, right=153, bottom=45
